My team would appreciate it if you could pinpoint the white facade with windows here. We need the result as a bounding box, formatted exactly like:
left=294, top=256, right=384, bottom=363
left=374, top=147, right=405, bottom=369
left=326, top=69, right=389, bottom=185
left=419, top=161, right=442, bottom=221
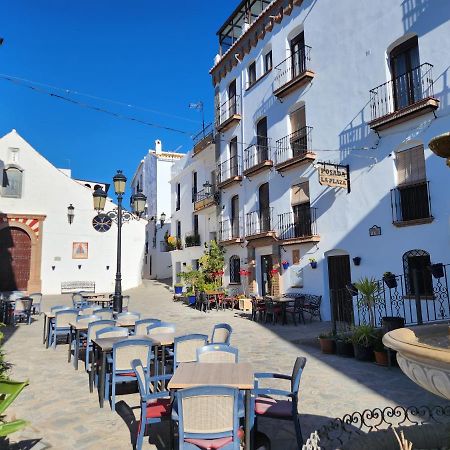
left=212, top=0, right=450, bottom=322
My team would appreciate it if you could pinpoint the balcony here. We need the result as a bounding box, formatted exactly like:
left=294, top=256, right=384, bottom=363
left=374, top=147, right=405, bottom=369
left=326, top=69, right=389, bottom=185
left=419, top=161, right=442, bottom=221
left=218, top=218, right=244, bottom=246
left=275, top=126, right=316, bottom=172
left=243, top=139, right=273, bottom=177
left=185, top=233, right=201, bottom=248
left=217, top=155, right=242, bottom=189
left=369, top=63, right=439, bottom=132
left=193, top=123, right=214, bottom=156
left=273, top=46, right=314, bottom=98
left=390, top=181, right=434, bottom=227
left=193, top=188, right=218, bottom=212
left=245, top=207, right=277, bottom=245
left=277, top=208, right=320, bottom=245
left=215, top=95, right=241, bottom=132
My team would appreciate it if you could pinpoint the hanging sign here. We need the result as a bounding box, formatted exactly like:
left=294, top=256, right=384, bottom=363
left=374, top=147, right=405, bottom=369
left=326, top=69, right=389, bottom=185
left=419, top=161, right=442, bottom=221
left=318, top=162, right=350, bottom=193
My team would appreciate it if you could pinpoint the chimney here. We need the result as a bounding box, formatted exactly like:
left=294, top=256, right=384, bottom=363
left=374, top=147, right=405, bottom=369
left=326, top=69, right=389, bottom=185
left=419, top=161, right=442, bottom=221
left=155, top=139, right=162, bottom=154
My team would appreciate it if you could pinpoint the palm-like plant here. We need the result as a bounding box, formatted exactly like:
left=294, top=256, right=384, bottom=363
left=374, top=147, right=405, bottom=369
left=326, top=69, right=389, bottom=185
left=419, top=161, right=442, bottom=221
left=353, top=277, right=381, bottom=327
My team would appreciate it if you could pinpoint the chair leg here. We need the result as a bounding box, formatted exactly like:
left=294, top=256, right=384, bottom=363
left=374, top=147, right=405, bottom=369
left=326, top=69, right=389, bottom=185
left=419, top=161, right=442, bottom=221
left=136, top=419, right=145, bottom=450
left=294, top=415, right=303, bottom=447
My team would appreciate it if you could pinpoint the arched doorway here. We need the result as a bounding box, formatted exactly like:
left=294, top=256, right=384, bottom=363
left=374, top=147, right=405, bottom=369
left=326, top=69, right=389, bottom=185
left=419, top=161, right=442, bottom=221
left=0, top=227, right=31, bottom=291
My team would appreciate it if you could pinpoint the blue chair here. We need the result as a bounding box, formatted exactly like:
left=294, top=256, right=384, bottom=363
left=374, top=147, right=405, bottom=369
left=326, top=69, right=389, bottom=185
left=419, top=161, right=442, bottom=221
left=72, top=293, right=87, bottom=309
left=116, top=311, right=141, bottom=322
left=12, top=298, right=33, bottom=325
left=96, top=326, right=128, bottom=339
left=50, top=305, right=70, bottom=312
left=211, top=323, right=233, bottom=345
left=85, top=320, right=116, bottom=372
left=132, top=358, right=173, bottom=450
left=146, top=322, right=176, bottom=336
left=92, top=308, right=114, bottom=320
left=197, top=344, right=238, bottom=363
left=253, top=356, right=307, bottom=447
left=134, top=318, right=161, bottom=335
left=29, top=292, right=43, bottom=315
left=49, top=309, right=78, bottom=349
left=105, top=339, right=153, bottom=412
left=176, top=385, right=241, bottom=449
left=174, top=334, right=208, bottom=369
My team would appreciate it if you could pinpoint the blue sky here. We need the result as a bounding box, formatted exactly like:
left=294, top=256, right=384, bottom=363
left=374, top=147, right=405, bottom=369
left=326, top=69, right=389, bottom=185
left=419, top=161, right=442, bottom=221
left=0, top=1, right=234, bottom=187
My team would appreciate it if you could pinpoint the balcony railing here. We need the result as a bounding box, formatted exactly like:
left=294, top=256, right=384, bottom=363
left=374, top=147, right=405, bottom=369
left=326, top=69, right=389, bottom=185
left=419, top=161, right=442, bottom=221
left=216, top=95, right=241, bottom=130
left=277, top=208, right=318, bottom=240
left=370, top=63, right=436, bottom=122
left=275, top=126, right=313, bottom=165
left=217, top=155, right=242, bottom=186
left=193, top=123, right=214, bottom=154
left=185, top=233, right=201, bottom=248
left=243, top=137, right=272, bottom=172
left=245, top=207, right=274, bottom=237
left=219, top=217, right=244, bottom=242
left=193, top=187, right=218, bottom=211
left=390, top=180, right=433, bottom=225
left=273, top=46, right=312, bottom=95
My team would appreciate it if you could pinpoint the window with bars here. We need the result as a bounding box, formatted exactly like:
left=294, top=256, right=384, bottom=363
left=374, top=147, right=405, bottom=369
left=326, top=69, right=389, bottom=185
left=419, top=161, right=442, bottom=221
left=403, top=249, right=433, bottom=296
left=291, top=182, right=312, bottom=237
left=229, top=255, right=241, bottom=284
left=2, top=166, right=23, bottom=198
left=265, top=51, right=273, bottom=72
left=248, top=61, right=256, bottom=87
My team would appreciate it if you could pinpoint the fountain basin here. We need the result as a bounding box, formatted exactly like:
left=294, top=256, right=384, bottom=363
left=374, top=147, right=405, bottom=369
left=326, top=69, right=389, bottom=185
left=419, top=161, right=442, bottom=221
left=383, top=324, right=450, bottom=400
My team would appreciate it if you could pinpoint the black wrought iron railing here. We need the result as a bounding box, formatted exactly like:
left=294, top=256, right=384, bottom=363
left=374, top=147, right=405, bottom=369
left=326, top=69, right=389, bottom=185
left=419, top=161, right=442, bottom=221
left=243, top=136, right=272, bottom=171
left=185, top=233, right=201, bottom=248
left=245, top=207, right=273, bottom=236
left=216, top=95, right=241, bottom=127
left=194, top=187, right=216, bottom=204
left=370, top=62, right=435, bottom=121
left=275, top=126, right=312, bottom=165
left=277, top=207, right=317, bottom=240
left=219, top=217, right=244, bottom=241
left=192, top=123, right=214, bottom=146
left=217, top=155, right=242, bottom=184
left=390, top=180, right=432, bottom=224
left=273, top=45, right=312, bottom=93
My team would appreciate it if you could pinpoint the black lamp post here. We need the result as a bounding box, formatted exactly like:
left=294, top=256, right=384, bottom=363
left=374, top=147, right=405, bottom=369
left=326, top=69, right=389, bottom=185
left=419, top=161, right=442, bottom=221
left=160, top=212, right=166, bottom=228
left=67, top=204, right=75, bottom=224
left=92, top=172, right=146, bottom=313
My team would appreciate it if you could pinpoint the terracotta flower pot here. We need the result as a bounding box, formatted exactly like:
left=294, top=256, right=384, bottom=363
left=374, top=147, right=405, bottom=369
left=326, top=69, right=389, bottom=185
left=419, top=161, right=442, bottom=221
left=374, top=350, right=389, bottom=366
left=319, top=337, right=335, bottom=354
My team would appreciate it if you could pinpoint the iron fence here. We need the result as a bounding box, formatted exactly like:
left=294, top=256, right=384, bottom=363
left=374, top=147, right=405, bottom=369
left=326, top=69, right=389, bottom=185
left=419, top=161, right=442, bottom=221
left=275, top=126, right=312, bottom=165
left=192, top=123, right=214, bottom=146
left=218, top=217, right=244, bottom=241
left=273, top=45, right=312, bottom=93
left=370, top=62, right=435, bottom=121
left=390, top=180, right=432, bottom=224
left=245, top=207, right=274, bottom=236
left=216, top=95, right=241, bottom=127
left=243, top=137, right=272, bottom=171
left=277, top=208, right=317, bottom=240
left=217, top=155, right=242, bottom=184
left=185, top=233, right=201, bottom=248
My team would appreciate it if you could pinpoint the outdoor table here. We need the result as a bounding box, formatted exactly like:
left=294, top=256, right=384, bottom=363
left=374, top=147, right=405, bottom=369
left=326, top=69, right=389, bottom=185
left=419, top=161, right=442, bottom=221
left=272, top=297, right=295, bottom=325
left=169, top=362, right=254, bottom=450
left=83, top=297, right=111, bottom=307
left=205, top=290, right=224, bottom=311
left=68, top=321, right=90, bottom=370
left=115, top=316, right=139, bottom=329
left=42, top=311, right=55, bottom=348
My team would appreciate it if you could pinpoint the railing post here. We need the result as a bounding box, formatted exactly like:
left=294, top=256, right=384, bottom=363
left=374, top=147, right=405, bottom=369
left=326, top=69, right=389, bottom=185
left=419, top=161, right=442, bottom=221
left=413, top=269, right=423, bottom=325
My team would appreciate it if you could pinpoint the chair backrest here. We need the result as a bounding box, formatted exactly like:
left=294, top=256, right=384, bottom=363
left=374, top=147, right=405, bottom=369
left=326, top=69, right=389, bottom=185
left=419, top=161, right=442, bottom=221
left=134, top=318, right=161, bottom=335
left=93, top=308, right=114, bottom=320
left=55, top=309, right=79, bottom=328
left=51, top=305, right=70, bottom=313
left=96, top=326, right=128, bottom=339
left=174, top=334, right=208, bottom=365
left=28, top=292, right=42, bottom=305
left=305, top=294, right=322, bottom=307
left=80, top=305, right=102, bottom=315
left=131, top=358, right=148, bottom=399
left=211, top=323, right=232, bottom=345
left=177, top=385, right=239, bottom=443
left=112, top=339, right=152, bottom=372
left=122, top=295, right=130, bottom=307
left=197, top=344, right=239, bottom=363
left=116, top=312, right=140, bottom=321
left=87, top=320, right=117, bottom=341
left=76, top=314, right=99, bottom=326
left=291, top=356, right=307, bottom=395
left=15, top=298, right=33, bottom=313
left=147, top=322, right=176, bottom=336
left=72, top=293, right=85, bottom=306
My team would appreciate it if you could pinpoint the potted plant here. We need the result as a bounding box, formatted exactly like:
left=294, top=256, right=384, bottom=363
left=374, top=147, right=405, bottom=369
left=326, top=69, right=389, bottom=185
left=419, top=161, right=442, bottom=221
left=335, top=332, right=354, bottom=357
left=346, top=282, right=359, bottom=297
left=282, top=260, right=289, bottom=270
left=186, top=287, right=197, bottom=306
left=351, top=325, right=376, bottom=361
left=318, top=331, right=336, bottom=354
left=174, top=283, right=184, bottom=295
left=383, top=271, right=397, bottom=289
left=352, top=256, right=361, bottom=266
left=381, top=316, right=405, bottom=335
left=353, top=277, right=381, bottom=327
left=429, top=263, right=444, bottom=279
left=309, top=258, right=317, bottom=269
left=373, top=330, right=389, bottom=366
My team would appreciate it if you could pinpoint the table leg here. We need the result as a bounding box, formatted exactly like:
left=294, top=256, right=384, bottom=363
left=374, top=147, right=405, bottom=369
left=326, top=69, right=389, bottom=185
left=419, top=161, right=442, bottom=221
left=245, top=389, right=252, bottom=450
left=282, top=304, right=287, bottom=325
left=89, top=345, right=95, bottom=393
left=74, top=329, right=80, bottom=370
left=42, top=315, right=47, bottom=344
left=68, top=326, right=73, bottom=363
left=161, top=345, right=166, bottom=390
left=98, top=350, right=106, bottom=408
left=46, top=317, right=52, bottom=349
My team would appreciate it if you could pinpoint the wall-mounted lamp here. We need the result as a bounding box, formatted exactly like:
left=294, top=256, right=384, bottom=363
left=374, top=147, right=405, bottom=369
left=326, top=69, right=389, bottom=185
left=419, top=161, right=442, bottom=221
left=67, top=204, right=75, bottom=224
left=51, top=265, right=55, bottom=271
left=106, top=265, right=110, bottom=270
left=182, top=262, right=187, bottom=267
left=203, top=180, right=212, bottom=196
left=160, top=212, right=166, bottom=228
left=78, top=264, right=82, bottom=270
left=353, top=257, right=361, bottom=266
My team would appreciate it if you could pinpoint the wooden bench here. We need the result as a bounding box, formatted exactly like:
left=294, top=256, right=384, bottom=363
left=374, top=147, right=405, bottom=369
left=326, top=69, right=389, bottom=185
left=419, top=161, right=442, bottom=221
left=61, top=281, right=95, bottom=294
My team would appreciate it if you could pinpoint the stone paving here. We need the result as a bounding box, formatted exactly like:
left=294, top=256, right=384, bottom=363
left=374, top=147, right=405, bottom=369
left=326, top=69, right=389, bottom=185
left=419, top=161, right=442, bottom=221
left=2, top=280, right=446, bottom=449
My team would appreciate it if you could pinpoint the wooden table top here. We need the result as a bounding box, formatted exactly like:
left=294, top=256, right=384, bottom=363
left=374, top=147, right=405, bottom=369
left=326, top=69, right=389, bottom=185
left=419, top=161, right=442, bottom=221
left=116, top=318, right=138, bottom=327
left=146, top=332, right=175, bottom=346
left=91, top=335, right=156, bottom=352
left=271, top=297, right=295, bottom=303
left=168, top=362, right=254, bottom=390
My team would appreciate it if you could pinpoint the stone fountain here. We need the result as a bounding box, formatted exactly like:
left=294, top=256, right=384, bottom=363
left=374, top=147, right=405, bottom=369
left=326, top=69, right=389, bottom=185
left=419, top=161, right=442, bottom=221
left=428, top=132, right=450, bottom=168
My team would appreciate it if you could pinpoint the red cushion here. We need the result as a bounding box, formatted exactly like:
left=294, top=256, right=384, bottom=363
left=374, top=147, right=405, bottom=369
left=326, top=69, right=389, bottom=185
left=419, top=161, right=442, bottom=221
left=255, top=397, right=293, bottom=418
left=185, top=429, right=243, bottom=450
left=116, top=371, right=136, bottom=377
left=145, top=398, right=172, bottom=418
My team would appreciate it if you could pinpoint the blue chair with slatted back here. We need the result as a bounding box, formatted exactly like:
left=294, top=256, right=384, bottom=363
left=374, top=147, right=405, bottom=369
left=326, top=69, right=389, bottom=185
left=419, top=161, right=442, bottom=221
left=211, top=323, right=232, bottom=345
left=134, top=318, right=161, bottom=335
left=85, top=320, right=116, bottom=372
left=50, top=309, right=78, bottom=349
left=174, top=334, right=208, bottom=370
left=197, top=344, right=238, bottom=363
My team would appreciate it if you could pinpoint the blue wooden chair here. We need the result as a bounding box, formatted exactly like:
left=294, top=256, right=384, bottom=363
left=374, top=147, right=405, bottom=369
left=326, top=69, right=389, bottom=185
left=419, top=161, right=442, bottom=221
left=105, top=339, right=153, bottom=411
left=12, top=298, right=33, bottom=325
left=92, top=308, right=114, bottom=320
left=211, top=323, right=233, bottom=345
left=49, top=309, right=78, bottom=348
left=50, top=305, right=70, bottom=312
left=132, top=358, right=173, bottom=450
left=29, top=292, right=43, bottom=315
left=146, top=322, right=176, bottom=336
left=96, top=326, right=128, bottom=339
left=253, top=356, right=307, bottom=447
left=134, top=318, right=161, bottom=335
left=85, top=320, right=116, bottom=372
left=176, top=385, right=241, bottom=449
left=174, top=334, right=208, bottom=369
left=72, top=293, right=87, bottom=309
left=197, top=344, right=239, bottom=363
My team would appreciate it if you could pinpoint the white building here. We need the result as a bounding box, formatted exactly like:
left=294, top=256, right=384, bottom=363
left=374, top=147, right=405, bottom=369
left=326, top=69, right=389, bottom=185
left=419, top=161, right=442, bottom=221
left=169, top=129, right=218, bottom=284
left=211, top=0, right=450, bottom=324
left=0, top=130, right=146, bottom=294
left=131, top=139, right=184, bottom=280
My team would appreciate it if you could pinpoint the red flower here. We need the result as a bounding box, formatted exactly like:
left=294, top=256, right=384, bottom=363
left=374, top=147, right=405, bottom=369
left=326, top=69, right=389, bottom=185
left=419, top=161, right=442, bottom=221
left=270, top=268, right=279, bottom=276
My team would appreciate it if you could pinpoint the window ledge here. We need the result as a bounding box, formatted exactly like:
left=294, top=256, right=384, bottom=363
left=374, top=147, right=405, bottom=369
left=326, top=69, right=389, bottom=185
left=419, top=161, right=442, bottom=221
left=228, top=282, right=241, bottom=285
left=245, top=69, right=272, bottom=92
left=393, top=217, right=434, bottom=227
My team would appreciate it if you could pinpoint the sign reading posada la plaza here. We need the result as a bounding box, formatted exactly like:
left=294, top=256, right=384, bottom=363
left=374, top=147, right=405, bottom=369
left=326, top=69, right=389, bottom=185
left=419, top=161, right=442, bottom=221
left=318, top=162, right=350, bottom=193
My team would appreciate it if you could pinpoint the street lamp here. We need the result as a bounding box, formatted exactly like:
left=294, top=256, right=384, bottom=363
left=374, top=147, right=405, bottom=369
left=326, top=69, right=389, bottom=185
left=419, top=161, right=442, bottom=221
left=160, top=212, right=166, bottom=227
left=131, top=190, right=146, bottom=215
left=93, top=188, right=107, bottom=211
left=67, top=204, right=75, bottom=224
left=203, top=180, right=212, bottom=196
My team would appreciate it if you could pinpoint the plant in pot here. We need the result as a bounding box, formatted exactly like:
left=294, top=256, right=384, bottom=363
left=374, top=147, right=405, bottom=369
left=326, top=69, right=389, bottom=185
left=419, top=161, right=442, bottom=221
left=383, top=271, right=397, bottom=289
left=351, top=325, right=376, bottom=361
left=318, top=331, right=336, bottom=354
left=354, top=277, right=381, bottom=327
left=309, top=258, right=317, bottom=269
left=373, top=330, right=389, bottom=366
left=174, top=283, right=184, bottom=295
left=281, top=260, right=290, bottom=270
left=335, top=332, right=354, bottom=357
left=429, top=262, right=444, bottom=279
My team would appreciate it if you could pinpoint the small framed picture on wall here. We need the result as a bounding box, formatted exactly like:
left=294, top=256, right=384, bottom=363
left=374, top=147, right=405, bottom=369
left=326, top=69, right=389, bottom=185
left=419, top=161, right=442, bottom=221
left=72, top=242, right=88, bottom=259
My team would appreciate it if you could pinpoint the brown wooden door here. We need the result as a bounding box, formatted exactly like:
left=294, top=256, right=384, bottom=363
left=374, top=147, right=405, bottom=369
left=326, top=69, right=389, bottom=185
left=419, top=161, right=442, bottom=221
left=327, top=254, right=353, bottom=324
left=259, top=183, right=270, bottom=232
left=0, top=227, right=31, bottom=291
left=261, top=255, right=273, bottom=296
left=256, top=117, right=268, bottom=163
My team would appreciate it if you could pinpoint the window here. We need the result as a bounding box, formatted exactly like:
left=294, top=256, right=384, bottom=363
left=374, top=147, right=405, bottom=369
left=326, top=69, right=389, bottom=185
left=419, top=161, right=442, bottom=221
left=192, top=172, right=197, bottom=202
left=229, top=255, right=241, bottom=284
left=396, top=145, right=426, bottom=186
left=176, top=221, right=181, bottom=239
left=228, top=80, right=237, bottom=115
left=231, top=195, right=240, bottom=238
left=291, top=182, right=312, bottom=237
left=193, top=214, right=199, bottom=236
left=176, top=183, right=181, bottom=211
left=230, top=137, right=238, bottom=177
left=193, top=259, right=200, bottom=270
left=248, top=61, right=256, bottom=87
left=290, top=32, right=306, bottom=77
left=264, top=51, right=273, bottom=72
left=403, top=249, right=433, bottom=296
left=256, top=117, right=268, bottom=163
left=289, top=106, right=307, bottom=156
left=2, top=166, right=23, bottom=198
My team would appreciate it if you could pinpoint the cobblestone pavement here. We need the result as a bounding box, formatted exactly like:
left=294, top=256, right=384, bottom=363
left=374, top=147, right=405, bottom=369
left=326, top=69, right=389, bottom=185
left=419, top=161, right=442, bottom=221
left=2, top=280, right=445, bottom=449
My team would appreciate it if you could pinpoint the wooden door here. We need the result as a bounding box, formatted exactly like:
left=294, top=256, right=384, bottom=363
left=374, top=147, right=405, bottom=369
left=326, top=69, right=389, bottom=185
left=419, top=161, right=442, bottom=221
left=230, top=137, right=238, bottom=177
left=327, top=254, right=353, bottom=324
left=256, top=117, right=268, bottom=162
left=290, top=32, right=305, bottom=78
left=261, top=255, right=273, bottom=296
left=0, top=227, right=31, bottom=291
left=258, top=183, right=270, bottom=232
left=231, top=195, right=239, bottom=238
left=228, top=80, right=237, bottom=116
